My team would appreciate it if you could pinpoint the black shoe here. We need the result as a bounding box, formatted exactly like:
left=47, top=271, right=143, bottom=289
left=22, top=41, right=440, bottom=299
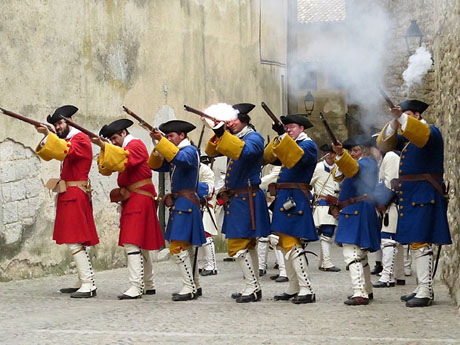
left=201, top=269, right=217, bottom=276
left=371, top=262, right=383, bottom=275
left=319, top=266, right=341, bottom=272
left=406, top=297, right=433, bottom=307
left=274, top=292, right=297, bottom=301
left=172, top=287, right=202, bottom=298
left=235, top=290, right=262, bottom=303
left=70, top=290, right=97, bottom=298
left=198, top=268, right=203, bottom=274
left=400, top=293, right=416, bottom=302
left=348, top=293, right=373, bottom=300
left=118, top=293, right=141, bottom=300
left=144, top=289, right=156, bottom=295
left=259, top=269, right=266, bottom=277
left=275, top=276, right=289, bottom=283
left=232, top=290, right=261, bottom=300
left=292, top=294, right=316, bottom=304
left=274, top=263, right=279, bottom=269
left=344, top=296, right=369, bottom=305
left=172, top=293, right=195, bottom=301
left=223, top=257, right=235, bottom=262
left=60, top=287, right=79, bottom=293
left=396, top=279, right=406, bottom=286
left=373, top=281, right=395, bottom=288
left=270, top=274, right=279, bottom=280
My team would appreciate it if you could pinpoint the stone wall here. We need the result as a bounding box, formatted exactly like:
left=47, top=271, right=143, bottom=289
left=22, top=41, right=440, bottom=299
left=383, top=0, right=460, bottom=306
left=0, top=0, right=288, bottom=280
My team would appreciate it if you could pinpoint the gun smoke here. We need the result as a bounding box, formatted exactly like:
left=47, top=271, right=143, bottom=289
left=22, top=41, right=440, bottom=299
left=402, top=46, right=432, bottom=91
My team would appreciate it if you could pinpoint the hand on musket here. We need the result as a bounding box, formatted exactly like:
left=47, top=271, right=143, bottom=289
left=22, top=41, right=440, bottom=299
left=35, top=124, right=50, bottom=136
left=150, top=129, right=163, bottom=142
left=390, top=105, right=403, bottom=119
left=90, top=136, right=107, bottom=149
left=331, top=140, right=344, bottom=156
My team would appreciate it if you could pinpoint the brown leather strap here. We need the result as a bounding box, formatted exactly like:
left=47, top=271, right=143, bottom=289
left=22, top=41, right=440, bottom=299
left=228, top=185, right=260, bottom=195
left=338, top=194, right=371, bottom=210
left=66, top=180, right=90, bottom=193
left=270, top=182, right=311, bottom=199
left=398, top=173, right=445, bottom=196
left=126, top=178, right=154, bottom=198
left=174, top=189, right=200, bottom=207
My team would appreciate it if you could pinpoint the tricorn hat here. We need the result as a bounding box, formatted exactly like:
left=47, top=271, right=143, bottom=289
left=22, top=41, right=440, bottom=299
left=319, top=143, right=333, bottom=152
left=47, top=105, right=78, bottom=124
left=343, top=134, right=373, bottom=149
left=233, top=103, right=255, bottom=124
left=398, top=100, right=429, bottom=114
left=159, top=120, right=196, bottom=135
left=99, top=119, right=133, bottom=138
left=280, top=114, right=313, bottom=129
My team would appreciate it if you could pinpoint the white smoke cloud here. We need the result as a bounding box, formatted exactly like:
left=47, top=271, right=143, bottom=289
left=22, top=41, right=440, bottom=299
left=291, top=0, right=393, bottom=131
left=204, top=103, right=238, bottom=122
left=402, top=46, right=432, bottom=90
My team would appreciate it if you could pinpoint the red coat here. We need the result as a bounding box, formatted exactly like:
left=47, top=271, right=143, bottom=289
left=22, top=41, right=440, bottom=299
left=54, top=132, right=99, bottom=246
left=118, top=139, right=164, bottom=250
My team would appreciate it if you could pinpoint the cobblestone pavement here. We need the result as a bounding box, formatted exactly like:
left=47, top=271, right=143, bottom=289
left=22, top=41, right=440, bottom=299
left=1, top=242, right=459, bottom=345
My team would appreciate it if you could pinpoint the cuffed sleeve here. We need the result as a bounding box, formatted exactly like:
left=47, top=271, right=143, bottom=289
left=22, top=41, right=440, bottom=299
left=35, top=132, right=70, bottom=162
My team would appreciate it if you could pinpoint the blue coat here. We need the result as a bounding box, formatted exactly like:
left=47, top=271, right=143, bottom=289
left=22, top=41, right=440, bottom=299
left=154, top=145, right=206, bottom=246
left=221, top=131, right=270, bottom=239
left=271, top=138, right=319, bottom=241
left=394, top=126, right=451, bottom=245
left=335, top=157, right=381, bottom=252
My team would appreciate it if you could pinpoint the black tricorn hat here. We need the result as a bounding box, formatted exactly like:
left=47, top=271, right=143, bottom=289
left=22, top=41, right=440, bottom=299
left=99, top=119, right=133, bottom=138
left=280, top=114, right=313, bottom=129
left=159, top=120, right=196, bottom=135
left=343, top=134, right=373, bottom=149
left=47, top=105, right=78, bottom=124
left=319, top=143, right=333, bottom=152
left=233, top=103, right=255, bottom=124
left=200, top=155, right=213, bottom=165
left=398, top=100, right=429, bottom=114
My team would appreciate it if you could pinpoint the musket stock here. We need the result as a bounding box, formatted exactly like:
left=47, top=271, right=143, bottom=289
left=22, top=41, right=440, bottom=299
left=122, top=106, right=156, bottom=132
left=261, top=102, right=283, bottom=127
left=183, top=105, right=219, bottom=123
left=0, top=107, right=55, bottom=133
left=61, top=117, right=101, bottom=139
left=319, top=112, right=339, bottom=146
left=379, top=88, right=395, bottom=109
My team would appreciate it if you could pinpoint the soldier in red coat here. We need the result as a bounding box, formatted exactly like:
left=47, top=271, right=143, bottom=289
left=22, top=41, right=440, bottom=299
left=91, top=119, right=164, bottom=300
left=35, top=105, right=99, bottom=298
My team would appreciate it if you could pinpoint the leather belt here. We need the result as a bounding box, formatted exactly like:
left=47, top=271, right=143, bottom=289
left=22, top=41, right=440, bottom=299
left=126, top=178, right=155, bottom=198
left=268, top=182, right=311, bottom=199
left=396, top=173, right=445, bottom=196
left=217, top=185, right=260, bottom=230
left=338, top=194, right=371, bottom=210
left=163, top=189, right=200, bottom=208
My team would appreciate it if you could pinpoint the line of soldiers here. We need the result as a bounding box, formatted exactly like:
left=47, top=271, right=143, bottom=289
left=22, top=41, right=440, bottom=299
left=31, top=98, right=450, bottom=307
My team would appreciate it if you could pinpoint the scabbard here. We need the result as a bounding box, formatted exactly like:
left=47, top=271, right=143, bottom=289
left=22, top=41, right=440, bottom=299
left=248, top=186, right=256, bottom=230
left=205, top=202, right=219, bottom=231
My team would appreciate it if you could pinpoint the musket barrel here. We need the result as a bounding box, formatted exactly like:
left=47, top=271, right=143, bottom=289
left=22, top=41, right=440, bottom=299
left=62, top=117, right=99, bottom=138
left=122, top=106, right=155, bottom=132
left=261, top=102, right=282, bottom=126
left=379, top=88, right=395, bottom=109
left=0, top=107, right=55, bottom=133
left=319, top=112, right=339, bottom=146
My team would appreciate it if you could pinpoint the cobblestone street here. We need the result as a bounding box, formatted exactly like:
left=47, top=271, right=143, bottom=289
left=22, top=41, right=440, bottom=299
left=1, top=242, right=459, bottom=345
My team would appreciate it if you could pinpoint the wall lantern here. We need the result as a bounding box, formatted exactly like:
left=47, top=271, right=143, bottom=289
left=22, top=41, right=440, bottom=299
left=304, top=91, right=315, bottom=116
left=404, top=20, right=423, bottom=54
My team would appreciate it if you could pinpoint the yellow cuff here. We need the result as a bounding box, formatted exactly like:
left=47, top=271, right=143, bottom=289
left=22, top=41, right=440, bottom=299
left=216, top=131, right=245, bottom=160
left=97, top=154, right=113, bottom=176
left=263, top=138, right=277, bottom=165
left=205, top=135, right=220, bottom=157
left=376, top=122, right=398, bottom=153
left=99, top=143, right=129, bottom=172
left=148, top=150, right=165, bottom=169
left=401, top=116, right=431, bottom=148
left=335, top=150, right=359, bottom=178
left=154, top=137, right=179, bottom=162
left=332, top=166, right=345, bottom=183
left=272, top=135, right=304, bottom=169
left=35, top=133, right=69, bottom=162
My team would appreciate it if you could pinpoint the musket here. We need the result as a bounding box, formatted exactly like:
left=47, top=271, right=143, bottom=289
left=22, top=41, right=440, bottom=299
left=0, top=107, right=56, bottom=133
left=122, top=106, right=157, bottom=132
left=183, top=105, right=219, bottom=123
left=197, top=124, right=206, bottom=151
left=319, top=112, right=339, bottom=146
left=61, top=117, right=103, bottom=139
left=379, top=88, right=395, bottom=109
left=261, top=102, right=283, bottom=127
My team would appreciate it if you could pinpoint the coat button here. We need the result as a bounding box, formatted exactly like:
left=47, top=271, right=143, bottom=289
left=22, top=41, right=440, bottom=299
left=226, top=173, right=230, bottom=177
left=64, top=150, right=67, bottom=154
left=298, top=211, right=303, bottom=215
left=172, top=206, right=175, bottom=210
left=280, top=208, right=284, bottom=211
left=345, top=215, right=349, bottom=219
left=400, top=162, right=403, bottom=166
left=398, top=183, right=402, bottom=187
left=242, top=197, right=246, bottom=200
left=287, top=214, right=291, bottom=217
left=188, top=209, right=192, bottom=212
left=178, top=211, right=182, bottom=214
left=400, top=205, right=403, bottom=209
left=228, top=167, right=232, bottom=170
left=67, top=143, right=71, bottom=147
left=412, top=202, right=416, bottom=206
left=252, top=193, right=256, bottom=196
left=400, top=198, right=403, bottom=202
left=235, top=194, right=239, bottom=197
left=354, top=211, right=358, bottom=215
left=431, top=200, right=435, bottom=204
left=399, top=169, right=402, bottom=173
left=400, top=213, right=403, bottom=216
left=402, top=155, right=405, bottom=159
left=226, top=211, right=230, bottom=215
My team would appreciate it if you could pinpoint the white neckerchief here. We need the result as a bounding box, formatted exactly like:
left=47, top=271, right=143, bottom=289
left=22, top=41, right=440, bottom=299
left=294, top=132, right=311, bottom=142
left=66, top=127, right=80, bottom=140
left=122, top=134, right=135, bottom=148
left=235, top=125, right=254, bottom=139
left=323, top=160, right=335, bottom=170
left=178, top=138, right=191, bottom=149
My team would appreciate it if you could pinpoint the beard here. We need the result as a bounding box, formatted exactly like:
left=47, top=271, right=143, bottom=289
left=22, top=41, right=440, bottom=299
left=58, top=125, right=70, bottom=139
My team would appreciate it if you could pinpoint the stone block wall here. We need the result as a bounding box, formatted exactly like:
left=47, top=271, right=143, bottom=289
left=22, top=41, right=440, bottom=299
left=383, top=0, right=460, bottom=306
